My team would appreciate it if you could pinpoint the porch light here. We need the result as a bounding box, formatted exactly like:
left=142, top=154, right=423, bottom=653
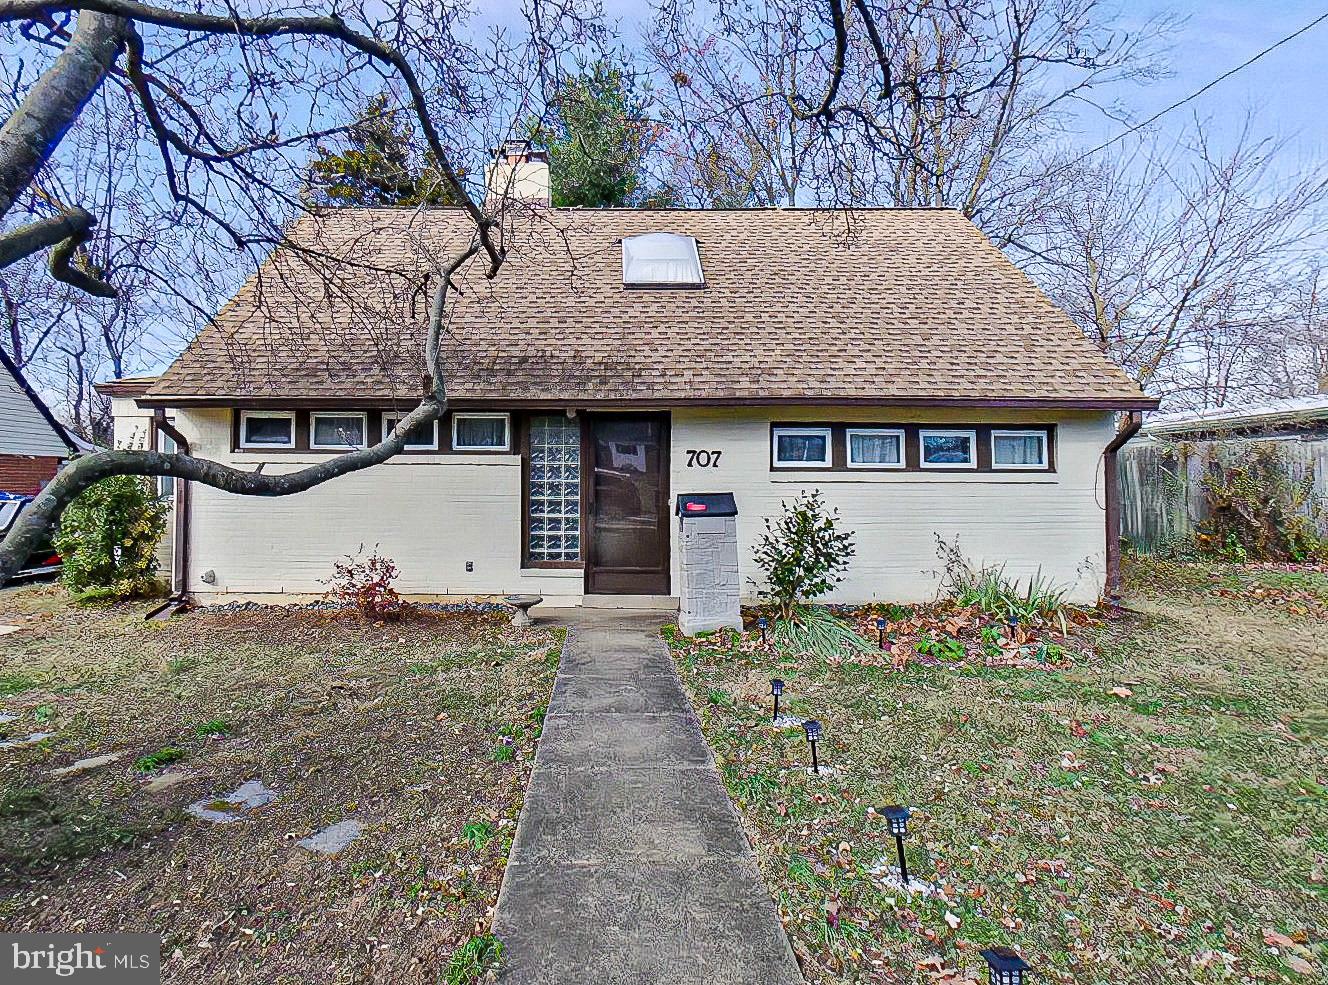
left=980, top=947, right=1031, bottom=985
left=770, top=679, right=784, bottom=722
left=803, top=719, right=822, bottom=773
left=876, top=616, right=887, bottom=649
left=880, top=804, right=911, bottom=883
left=758, top=616, right=769, bottom=644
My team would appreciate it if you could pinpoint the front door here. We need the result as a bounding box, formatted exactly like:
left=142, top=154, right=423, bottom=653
left=586, top=415, right=670, bottom=595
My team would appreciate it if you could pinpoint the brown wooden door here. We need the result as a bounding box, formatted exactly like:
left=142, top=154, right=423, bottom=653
left=585, top=415, right=670, bottom=595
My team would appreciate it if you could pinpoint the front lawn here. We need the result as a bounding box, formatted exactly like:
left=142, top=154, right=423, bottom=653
left=0, top=586, right=560, bottom=984
left=669, top=559, right=1327, bottom=983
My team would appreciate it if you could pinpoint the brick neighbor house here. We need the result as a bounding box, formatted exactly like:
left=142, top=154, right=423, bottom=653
left=0, top=347, right=78, bottom=495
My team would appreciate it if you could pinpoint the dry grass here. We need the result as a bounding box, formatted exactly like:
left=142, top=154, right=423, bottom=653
left=668, top=559, right=1328, bottom=983
left=0, top=585, right=561, bottom=984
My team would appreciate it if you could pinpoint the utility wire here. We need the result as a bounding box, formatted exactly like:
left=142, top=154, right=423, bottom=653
left=1060, top=9, right=1328, bottom=172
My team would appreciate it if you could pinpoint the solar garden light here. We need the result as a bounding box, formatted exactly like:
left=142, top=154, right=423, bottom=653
left=880, top=804, right=911, bottom=884
left=770, top=678, right=784, bottom=722
left=876, top=616, right=887, bottom=649
left=758, top=616, right=769, bottom=644
left=980, top=947, right=1031, bottom=985
left=803, top=719, right=823, bottom=773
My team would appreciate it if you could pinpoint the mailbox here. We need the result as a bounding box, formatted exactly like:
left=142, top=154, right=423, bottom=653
left=675, top=492, right=742, bottom=636
left=675, top=492, right=738, bottom=518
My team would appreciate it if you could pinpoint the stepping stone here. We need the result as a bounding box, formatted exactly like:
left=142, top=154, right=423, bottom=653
left=0, top=712, right=17, bottom=725
left=186, top=779, right=278, bottom=824
left=297, top=820, right=362, bottom=855
left=0, top=731, right=53, bottom=750
left=143, top=770, right=192, bottom=793
left=0, top=625, right=21, bottom=636
left=52, top=751, right=125, bottom=777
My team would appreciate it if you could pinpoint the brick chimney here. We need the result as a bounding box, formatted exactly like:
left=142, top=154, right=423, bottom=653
left=485, top=140, right=551, bottom=206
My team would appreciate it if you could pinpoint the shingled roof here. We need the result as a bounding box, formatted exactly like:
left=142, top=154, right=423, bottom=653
left=144, top=207, right=1154, bottom=409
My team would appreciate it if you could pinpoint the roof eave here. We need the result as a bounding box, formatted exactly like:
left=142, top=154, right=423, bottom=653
left=137, top=393, right=1159, bottom=411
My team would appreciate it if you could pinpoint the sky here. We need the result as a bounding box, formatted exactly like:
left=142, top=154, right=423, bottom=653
left=527, top=0, right=1328, bottom=168
left=1090, top=1, right=1328, bottom=165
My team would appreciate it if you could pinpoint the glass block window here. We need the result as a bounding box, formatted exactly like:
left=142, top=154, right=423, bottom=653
left=527, top=415, right=581, bottom=562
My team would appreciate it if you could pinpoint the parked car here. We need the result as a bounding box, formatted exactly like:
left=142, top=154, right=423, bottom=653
left=0, top=492, right=61, bottom=579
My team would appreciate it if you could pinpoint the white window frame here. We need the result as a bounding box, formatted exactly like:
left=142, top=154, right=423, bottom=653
left=919, top=428, right=978, bottom=470
left=309, top=411, right=368, bottom=451
left=383, top=412, right=440, bottom=451
left=771, top=426, right=833, bottom=469
left=452, top=412, right=511, bottom=452
left=239, top=410, right=295, bottom=450
left=991, top=429, right=1049, bottom=471
left=845, top=427, right=906, bottom=470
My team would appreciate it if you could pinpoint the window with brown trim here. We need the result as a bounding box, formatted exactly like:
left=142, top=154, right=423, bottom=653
left=769, top=423, right=1055, bottom=474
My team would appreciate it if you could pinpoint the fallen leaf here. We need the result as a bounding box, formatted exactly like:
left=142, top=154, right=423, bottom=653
left=1264, top=928, right=1296, bottom=948
left=944, top=911, right=961, bottom=930
left=1286, top=956, right=1316, bottom=975
left=1109, top=686, right=1134, bottom=697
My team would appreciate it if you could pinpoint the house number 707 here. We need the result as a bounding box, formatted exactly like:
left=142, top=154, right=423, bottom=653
left=685, top=449, right=722, bottom=467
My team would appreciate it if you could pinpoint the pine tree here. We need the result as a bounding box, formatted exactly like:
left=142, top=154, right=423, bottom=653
left=305, top=95, right=463, bottom=208
left=530, top=60, right=660, bottom=208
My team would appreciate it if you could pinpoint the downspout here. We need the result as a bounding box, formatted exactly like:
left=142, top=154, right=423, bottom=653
left=153, top=410, right=190, bottom=602
left=1104, top=411, right=1143, bottom=602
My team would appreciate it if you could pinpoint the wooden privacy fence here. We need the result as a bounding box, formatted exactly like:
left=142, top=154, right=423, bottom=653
left=1118, top=434, right=1328, bottom=553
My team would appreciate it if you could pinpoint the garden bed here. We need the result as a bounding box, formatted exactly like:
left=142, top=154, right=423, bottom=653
left=0, top=585, right=561, bottom=984
left=667, top=559, right=1327, bottom=983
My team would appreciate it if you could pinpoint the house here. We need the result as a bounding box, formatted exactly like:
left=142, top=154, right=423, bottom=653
left=0, top=346, right=79, bottom=495
left=105, top=145, right=1157, bottom=607
left=1139, top=395, right=1328, bottom=441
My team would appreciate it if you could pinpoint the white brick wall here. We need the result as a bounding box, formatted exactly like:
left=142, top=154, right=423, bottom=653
left=164, top=405, right=1114, bottom=605
left=669, top=407, right=1114, bottom=605
left=174, top=408, right=582, bottom=602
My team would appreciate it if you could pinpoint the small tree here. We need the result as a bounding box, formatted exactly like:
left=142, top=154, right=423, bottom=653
left=53, top=475, right=168, bottom=599
left=323, top=546, right=403, bottom=619
left=752, top=490, right=856, bottom=621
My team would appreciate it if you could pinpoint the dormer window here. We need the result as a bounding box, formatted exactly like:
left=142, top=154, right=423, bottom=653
left=621, top=233, right=704, bottom=287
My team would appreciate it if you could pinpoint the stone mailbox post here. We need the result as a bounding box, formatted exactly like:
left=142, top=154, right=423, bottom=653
left=675, top=493, right=743, bottom=637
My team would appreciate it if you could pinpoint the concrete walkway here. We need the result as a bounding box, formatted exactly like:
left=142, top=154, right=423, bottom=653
left=492, top=610, right=804, bottom=985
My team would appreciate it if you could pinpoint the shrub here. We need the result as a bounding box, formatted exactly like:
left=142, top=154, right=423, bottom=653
left=935, top=535, right=1068, bottom=623
left=1198, top=445, right=1326, bottom=562
left=54, top=475, right=168, bottom=599
left=772, top=605, right=873, bottom=659
left=752, top=490, right=856, bottom=621
left=322, top=545, right=403, bottom=619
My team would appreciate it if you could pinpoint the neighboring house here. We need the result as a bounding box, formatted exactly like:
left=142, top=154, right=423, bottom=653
left=1139, top=395, right=1328, bottom=441
left=105, top=144, right=1156, bottom=606
left=0, top=346, right=79, bottom=495
left=1120, top=396, right=1328, bottom=552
